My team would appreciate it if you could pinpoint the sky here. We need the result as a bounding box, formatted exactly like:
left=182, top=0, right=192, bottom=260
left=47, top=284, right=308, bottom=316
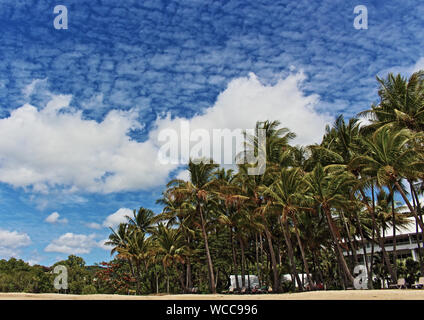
left=0, top=0, right=423, bottom=266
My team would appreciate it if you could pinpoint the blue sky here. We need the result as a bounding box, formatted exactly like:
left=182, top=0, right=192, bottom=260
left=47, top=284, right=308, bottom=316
left=0, top=0, right=423, bottom=266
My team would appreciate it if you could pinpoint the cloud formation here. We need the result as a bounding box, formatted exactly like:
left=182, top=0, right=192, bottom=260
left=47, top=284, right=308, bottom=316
left=45, top=212, right=68, bottom=224
left=0, top=95, right=176, bottom=193
left=0, top=72, right=331, bottom=194
left=102, top=208, right=133, bottom=228
left=44, top=233, right=101, bottom=255
left=0, top=229, right=31, bottom=258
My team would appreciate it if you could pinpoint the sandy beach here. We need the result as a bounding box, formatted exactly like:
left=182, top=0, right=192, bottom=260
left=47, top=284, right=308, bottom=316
left=1, top=290, right=424, bottom=300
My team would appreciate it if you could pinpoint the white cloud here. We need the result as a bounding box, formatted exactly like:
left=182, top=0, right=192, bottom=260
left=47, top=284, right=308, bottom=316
left=22, top=78, right=48, bottom=98
left=151, top=72, right=332, bottom=165
left=102, top=208, right=132, bottom=228
left=85, top=222, right=102, bottom=230
left=176, top=169, right=190, bottom=181
left=0, top=95, right=176, bottom=194
left=45, top=211, right=68, bottom=224
left=27, top=250, right=43, bottom=266
left=0, top=72, right=331, bottom=194
left=44, top=233, right=100, bottom=254
left=98, top=239, right=111, bottom=251
left=412, top=57, right=424, bottom=73
left=378, top=57, right=424, bottom=78
left=0, top=229, right=31, bottom=258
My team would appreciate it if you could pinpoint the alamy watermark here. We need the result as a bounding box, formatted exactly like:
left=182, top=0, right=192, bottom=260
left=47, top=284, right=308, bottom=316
left=353, top=265, right=368, bottom=289
left=53, top=265, right=68, bottom=290
left=157, top=120, right=266, bottom=175
left=53, top=5, right=68, bottom=30
left=353, top=5, right=368, bottom=30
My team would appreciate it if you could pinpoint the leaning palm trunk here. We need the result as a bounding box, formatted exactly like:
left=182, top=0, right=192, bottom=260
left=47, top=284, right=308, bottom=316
left=410, top=183, right=424, bottom=274
left=394, top=181, right=424, bottom=232
left=359, top=188, right=378, bottom=288
left=323, top=206, right=355, bottom=285
left=230, top=229, right=240, bottom=290
left=377, top=233, right=397, bottom=283
left=352, top=210, right=373, bottom=289
left=340, top=211, right=358, bottom=266
left=292, top=219, right=314, bottom=289
left=198, top=205, right=216, bottom=294
left=280, top=218, right=303, bottom=290
left=264, top=225, right=280, bottom=292
left=360, top=190, right=397, bottom=283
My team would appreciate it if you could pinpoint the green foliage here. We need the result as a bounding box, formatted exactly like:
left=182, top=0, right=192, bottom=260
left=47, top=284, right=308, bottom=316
left=3, top=70, right=424, bottom=295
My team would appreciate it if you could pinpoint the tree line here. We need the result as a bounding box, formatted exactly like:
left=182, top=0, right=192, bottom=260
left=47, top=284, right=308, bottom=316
left=1, top=71, right=423, bottom=295
left=104, top=70, right=424, bottom=294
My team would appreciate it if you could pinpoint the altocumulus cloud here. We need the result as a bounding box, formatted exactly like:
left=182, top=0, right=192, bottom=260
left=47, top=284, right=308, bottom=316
left=44, top=233, right=106, bottom=255
left=0, top=71, right=331, bottom=195
left=0, top=229, right=31, bottom=258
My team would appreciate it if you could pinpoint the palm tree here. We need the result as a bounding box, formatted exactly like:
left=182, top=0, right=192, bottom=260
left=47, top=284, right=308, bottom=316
left=352, top=127, right=424, bottom=232
left=359, top=71, right=424, bottom=133
left=153, top=223, right=188, bottom=293
left=169, top=159, right=219, bottom=293
left=117, top=229, right=151, bottom=294
left=303, top=163, right=356, bottom=286
left=105, top=223, right=137, bottom=284
left=127, top=207, right=157, bottom=234
left=215, top=168, right=245, bottom=290
left=156, top=191, right=196, bottom=291
left=261, top=167, right=313, bottom=290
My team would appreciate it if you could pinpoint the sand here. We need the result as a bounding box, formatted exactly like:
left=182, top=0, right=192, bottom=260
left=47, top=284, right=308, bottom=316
left=1, top=290, right=424, bottom=300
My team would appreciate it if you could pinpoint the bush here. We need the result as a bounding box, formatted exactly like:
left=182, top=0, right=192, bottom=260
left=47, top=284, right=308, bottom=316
left=81, top=285, right=97, bottom=295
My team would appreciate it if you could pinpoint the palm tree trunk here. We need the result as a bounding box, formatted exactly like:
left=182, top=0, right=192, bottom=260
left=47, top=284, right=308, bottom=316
left=155, top=268, right=159, bottom=294
left=186, top=235, right=193, bottom=291
left=323, top=206, right=355, bottom=285
left=341, top=211, right=358, bottom=266
left=255, top=233, right=261, bottom=286
left=391, top=188, right=398, bottom=279
left=264, top=225, right=280, bottom=292
left=199, top=205, right=216, bottom=293
left=134, top=261, right=142, bottom=295
left=394, top=181, right=424, bottom=231
left=312, top=250, right=324, bottom=285
left=352, top=210, right=373, bottom=289
left=376, top=233, right=397, bottom=282
left=166, top=273, right=170, bottom=294
left=292, top=219, right=314, bottom=289
left=280, top=217, right=303, bottom=290
left=177, top=265, right=187, bottom=293
left=410, top=183, right=424, bottom=274
left=240, top=238, right=246, bottom=288
left=259, top=232, right=264, bottom=282
left=230, top=229, right=240, bottom=290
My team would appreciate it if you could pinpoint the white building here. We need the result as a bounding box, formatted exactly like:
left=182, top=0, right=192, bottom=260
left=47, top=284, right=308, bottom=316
left=344, top=217, right=423, bottom=263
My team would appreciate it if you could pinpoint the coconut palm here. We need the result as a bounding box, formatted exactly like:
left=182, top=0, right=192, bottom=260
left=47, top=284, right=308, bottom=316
left=303, top=163, right=356, bottom=286
left=352, top=127, right=424, bottom=232
left=153, top=223, right=188, bottom=293
left=261, top=167, right=313, bottom=290
left=359, top=71, right=424, bottom=133
left=168, top=159, right=219, bottom=293
left=127, top=207, right=157, bottom=234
